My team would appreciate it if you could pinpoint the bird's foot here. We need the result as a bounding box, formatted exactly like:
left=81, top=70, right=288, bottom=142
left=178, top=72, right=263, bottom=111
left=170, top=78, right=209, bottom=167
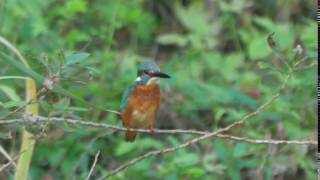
left=149, top=127, right=155, bottom=134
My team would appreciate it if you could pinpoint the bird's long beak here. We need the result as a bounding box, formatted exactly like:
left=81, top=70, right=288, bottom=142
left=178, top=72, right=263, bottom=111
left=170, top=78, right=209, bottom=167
left=152, top=71, right=171, bottom=78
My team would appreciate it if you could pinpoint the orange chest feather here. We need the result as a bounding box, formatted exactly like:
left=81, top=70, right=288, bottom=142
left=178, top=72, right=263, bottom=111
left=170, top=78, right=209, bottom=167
left=130, top=84, right=160, bottom=110
left=121, top=84, right=161, bottom=128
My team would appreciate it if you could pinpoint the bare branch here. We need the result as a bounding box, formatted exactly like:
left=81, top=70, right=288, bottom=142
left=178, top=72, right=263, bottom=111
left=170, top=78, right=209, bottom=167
left=101, top=109, right=120, bottom=115
left=0, top=116, right=316, bottom=145
left=0, top=141, right=36, bottom=173
left=217, top=134, right=316, bottom=145
left=0, top=145, right=16, bottom=168
left=0, top=160, right=15, bottom=172
left=0, top=114, right=317, bottom=145
left=0, top=116, right=206, bottom=135
left=86, top=150, right=100, bottom=180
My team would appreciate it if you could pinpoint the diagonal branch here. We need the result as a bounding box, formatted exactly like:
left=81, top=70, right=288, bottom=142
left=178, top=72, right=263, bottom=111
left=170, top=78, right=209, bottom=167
left=86, top=150, right=100, bottom=180
left=216, top=134, right=316, bottom=145
left=0, top=141, right=36, bottom=173
left=0, top=145, right=16, bottom=168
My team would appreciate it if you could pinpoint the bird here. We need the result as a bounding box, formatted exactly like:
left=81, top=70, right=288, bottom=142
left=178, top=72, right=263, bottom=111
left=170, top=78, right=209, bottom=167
left=120, top=61, right=170, bottom=142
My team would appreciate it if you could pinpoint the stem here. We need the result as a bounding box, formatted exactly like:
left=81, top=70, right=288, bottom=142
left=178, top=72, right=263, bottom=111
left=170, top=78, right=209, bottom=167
left=14, top=78, right=38, bottom=180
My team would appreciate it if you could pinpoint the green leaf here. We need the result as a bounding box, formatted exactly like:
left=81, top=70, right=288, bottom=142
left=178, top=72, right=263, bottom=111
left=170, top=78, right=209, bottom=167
left=85, top=67, right=101, bottom=75
left=274, top=25, right=294, bottom=50
left=66, top=30, right=90, bottom=45
left=53, top=98, right=70, bottom=111
left=174, top=153, right=199, bottom=167
left=213, top=140, right=231, bottom=162
left=228, top=168, right=241, bottom=180
left=175, top=4, right=212, bottom=36
left=156, top=33, right=188, bottom=47
left=248, top=35, right=272, bottom=60
left=233, top=143, right=248, bottom=158
left=39, top=100, right=51, bottom=113
left=139, top=138, right=164, bottom=149
left=215, top=108, right=226, bottom=121
left=0, top=52, right=45, bottom=82
left=258, top=61, right=269, bottom=69
left=0, top=76, right=28, bottom=80
left=65, top=0, right=87, bottom=14
left=222, top=53, right=244, bottom=81
left=48, top=148, right=66, bottom=167
left=166, top=136, right=180, bottom=147
left=65, top=52, right=90, bottom=65
left=66, top=106, right=89, bottom=112
left=0, top=85, right=21, bottom=101
left=219, top=0, right=247, bottom=13
left=115, top=142, right=137, bottom=156
left=185, top=167, right=205, bottom=178
left=1, top=101, right=25, bottom=108
left=254, top=16, right=275, bottom=31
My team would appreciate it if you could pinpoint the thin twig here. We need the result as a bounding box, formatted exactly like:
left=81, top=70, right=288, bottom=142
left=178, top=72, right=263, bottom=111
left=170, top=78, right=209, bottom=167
left=101, top=109, right=120, bottom=115
left=0, top=116, right=210, bottom=135
left=0, top=145, right=16, bottom=168
left=86, top=150, right=100, bottom=180
left=0, top=161, right=13, bottom=172
left=217, top=134, right=316, bottom=145
left=0, top=141, right=36, bottom=173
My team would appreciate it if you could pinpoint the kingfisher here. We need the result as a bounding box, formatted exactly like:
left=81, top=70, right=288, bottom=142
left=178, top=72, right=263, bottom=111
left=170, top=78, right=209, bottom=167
left=120, top=61, right=170, bottom=142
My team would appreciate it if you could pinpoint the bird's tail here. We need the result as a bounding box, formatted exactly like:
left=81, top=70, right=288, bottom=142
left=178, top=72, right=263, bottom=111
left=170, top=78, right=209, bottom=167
left=125, top=131, right=137, bottom=142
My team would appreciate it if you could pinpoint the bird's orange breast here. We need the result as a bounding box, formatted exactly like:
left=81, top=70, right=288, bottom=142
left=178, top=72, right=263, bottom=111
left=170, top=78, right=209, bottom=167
left=121, top=84, right=160, bottom=129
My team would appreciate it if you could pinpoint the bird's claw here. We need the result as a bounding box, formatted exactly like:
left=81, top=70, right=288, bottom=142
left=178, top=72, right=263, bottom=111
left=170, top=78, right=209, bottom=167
left=149, top=127, right=155, bottom=134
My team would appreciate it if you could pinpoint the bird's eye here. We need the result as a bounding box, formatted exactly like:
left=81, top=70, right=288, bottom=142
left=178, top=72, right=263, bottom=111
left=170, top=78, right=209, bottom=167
left=144, top=70, right=150, bottom=75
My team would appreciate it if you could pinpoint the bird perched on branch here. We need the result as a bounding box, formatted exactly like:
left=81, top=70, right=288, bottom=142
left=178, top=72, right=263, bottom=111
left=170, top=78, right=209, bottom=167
left=120, top=61, right=170, bottom=142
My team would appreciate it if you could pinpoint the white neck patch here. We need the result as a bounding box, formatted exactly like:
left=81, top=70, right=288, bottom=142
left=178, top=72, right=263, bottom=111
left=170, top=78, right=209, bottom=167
left=147, top=77, right=160, bottom=85
left=135, top=76, right=141, bottom=82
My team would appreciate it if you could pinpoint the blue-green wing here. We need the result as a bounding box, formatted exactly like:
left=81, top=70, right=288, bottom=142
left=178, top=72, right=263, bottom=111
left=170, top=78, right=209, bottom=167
left=120, top=84, right=136, bottom=111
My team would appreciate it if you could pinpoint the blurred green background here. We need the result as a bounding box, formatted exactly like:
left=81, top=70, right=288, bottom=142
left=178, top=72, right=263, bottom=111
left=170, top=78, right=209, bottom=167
left=0, top=0, right=317, bottom=179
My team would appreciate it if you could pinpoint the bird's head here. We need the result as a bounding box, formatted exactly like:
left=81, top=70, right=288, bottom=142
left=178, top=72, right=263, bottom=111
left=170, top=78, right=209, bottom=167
left=135, top=61, right=170, bottom=85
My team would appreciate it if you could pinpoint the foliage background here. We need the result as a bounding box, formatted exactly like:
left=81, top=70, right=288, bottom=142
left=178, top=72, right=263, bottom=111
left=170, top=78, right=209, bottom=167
left=0, top=0, right=317, bottom=179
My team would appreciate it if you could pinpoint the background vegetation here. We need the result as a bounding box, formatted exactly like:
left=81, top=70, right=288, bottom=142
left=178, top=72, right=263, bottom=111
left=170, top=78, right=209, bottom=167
left=0, top=0, right=317, bottom=179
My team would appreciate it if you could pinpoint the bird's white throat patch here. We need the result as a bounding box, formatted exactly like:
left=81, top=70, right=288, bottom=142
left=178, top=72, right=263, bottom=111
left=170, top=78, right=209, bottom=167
left=147, top=77, right=160, bottom=85
left=135, top=76, right=141, bottom=82
left=135, top=76, right=160, bottom=85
